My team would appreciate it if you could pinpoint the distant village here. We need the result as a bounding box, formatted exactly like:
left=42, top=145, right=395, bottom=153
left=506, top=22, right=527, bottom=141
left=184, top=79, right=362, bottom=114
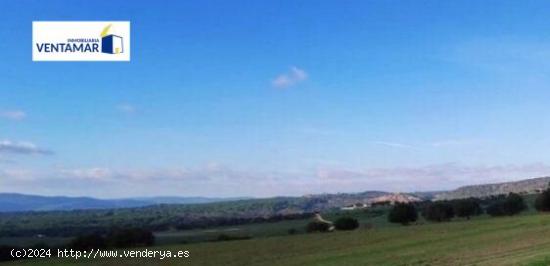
left=340, top=193, right=422, bottom=210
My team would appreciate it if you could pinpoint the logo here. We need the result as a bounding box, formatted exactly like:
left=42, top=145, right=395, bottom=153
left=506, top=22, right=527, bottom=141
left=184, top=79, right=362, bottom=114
left=33, top=21, right=130, bottom=61
left=100, top=24, right=123, bottom=54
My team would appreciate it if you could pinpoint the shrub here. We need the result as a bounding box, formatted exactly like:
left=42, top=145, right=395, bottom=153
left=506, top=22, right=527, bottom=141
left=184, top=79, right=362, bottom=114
left=453, top=198, right=483, bottom=219
left=422, top=201, right=454, bottom=222
left=334, top=217, right=359, bottom=230
left=287, top=228, right=297, bottom=235
left=306, top=221, right=331, bottom=233
left=388, top=203, right=418, bottom=225
left=486, top=193, right=526, bottom=216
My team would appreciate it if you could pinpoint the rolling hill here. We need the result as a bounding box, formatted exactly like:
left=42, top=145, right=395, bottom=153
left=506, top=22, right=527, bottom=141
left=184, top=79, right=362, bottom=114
left=0, top=193, right=246, bottom=212
left=4, top=175, right=550, bottom=213
left=434, top=176, right=550, bottom=200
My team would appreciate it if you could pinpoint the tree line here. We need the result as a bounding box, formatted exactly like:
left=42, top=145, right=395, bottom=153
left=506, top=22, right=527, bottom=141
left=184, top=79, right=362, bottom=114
left=387, top=190, right=541, bottom=225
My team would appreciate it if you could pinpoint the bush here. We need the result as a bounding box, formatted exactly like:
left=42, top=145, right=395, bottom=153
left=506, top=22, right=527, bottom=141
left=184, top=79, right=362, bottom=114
left=422, top=201, right=454, bottom=222
left=334, top=217, right=359, bottom=230
left=453, top=198, right=483, bottom=219
left=487, top=193, right=526, bottom=216
left=388, top=203, right=418, bottom=225
left=486, top=202, right=506, bottom=216
left=535, top=186, right=550, bottom=212
left=306, top=221, right=331, bottom=233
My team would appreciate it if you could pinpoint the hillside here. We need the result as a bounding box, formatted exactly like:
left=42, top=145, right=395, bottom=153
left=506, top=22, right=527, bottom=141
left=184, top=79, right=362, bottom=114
left=0, top=193, right=150, bottom=212
left=0, top=191, right=393, bottom=214
left=434, top=176, right=550, bottom=200
left=0, top=191, right=392, bottom=237
left=130, top=196, right=250, bottom=205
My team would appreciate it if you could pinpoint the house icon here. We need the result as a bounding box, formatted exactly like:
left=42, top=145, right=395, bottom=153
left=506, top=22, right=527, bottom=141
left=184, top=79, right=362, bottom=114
left=101, top=34, right=123, bottom=54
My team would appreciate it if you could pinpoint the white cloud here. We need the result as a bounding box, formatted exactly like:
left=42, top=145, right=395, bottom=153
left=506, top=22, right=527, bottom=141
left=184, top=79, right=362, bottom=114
left=116, top=103, right=136, bottom=114
left=316, top=162, right=550, bottom=192
left=0, top=140, right=52, bottom=155
left=59, top=168, right=114, bottom=181
left=0, top=110, right=26, bottom=121
left=272, top=66, right=308, bottom=88
left=0, top=168, right=35, bottom=180
left=371, top=141, right=413, bottom=149
left=430, top=139, right=477, bottom=148
left=4, top=162, right=550, bottom=198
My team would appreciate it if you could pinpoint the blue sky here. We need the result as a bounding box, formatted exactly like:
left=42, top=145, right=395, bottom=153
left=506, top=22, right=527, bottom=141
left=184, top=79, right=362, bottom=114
left=3, top=0, right=550, bottom=197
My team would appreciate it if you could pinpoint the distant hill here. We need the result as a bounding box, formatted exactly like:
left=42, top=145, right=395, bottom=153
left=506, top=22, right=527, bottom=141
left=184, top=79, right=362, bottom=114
left=434, top=176, right=550, bottom=200
left=0, top=191, right=402, bottom=237
left=130, top=196, right=250, bottom=205
left=0, top=190, right=428, bottom=213
left=7, top=174, right=550, bottom=213
left=0, top=193, right=248, bottom=212
left=0, top=193, right=149, bottom=212
left=0, top=191, right=397, bottom=213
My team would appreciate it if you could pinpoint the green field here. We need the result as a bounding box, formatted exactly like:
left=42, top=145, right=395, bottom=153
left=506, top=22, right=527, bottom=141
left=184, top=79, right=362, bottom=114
left=154, top=208, right=396, bottom=245
left=5, top=213, right=550, bottom=266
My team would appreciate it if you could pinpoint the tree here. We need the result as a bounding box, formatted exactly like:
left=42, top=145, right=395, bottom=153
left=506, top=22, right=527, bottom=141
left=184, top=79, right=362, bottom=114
left=453, top=198, right=483, bottom=219
left=506, top=193, right=527, bottom=214
left=334, top=217, right=359, bottom=230
left=306, top=221, right=331, bottom=233
left=487, top=193, right=526, bottom=216
left=388, top=203, right=418, bottom=225
left=422, top=201, right=454, bottom=222
left=486, top=202, right=504, bottom=216
left=535, top=184, right=550, bottom=212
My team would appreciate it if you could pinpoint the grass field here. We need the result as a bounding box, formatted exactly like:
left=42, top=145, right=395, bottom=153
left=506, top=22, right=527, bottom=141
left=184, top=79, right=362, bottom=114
left=154, top=208, right=395, bottom=245
left=5, top=213, right=550, bottom=266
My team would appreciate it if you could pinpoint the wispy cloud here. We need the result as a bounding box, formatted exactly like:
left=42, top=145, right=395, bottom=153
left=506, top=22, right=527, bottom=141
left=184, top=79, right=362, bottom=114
left=0, top=168, right=35, bottom=181
left=4, top=162, right=550, bottom=198
left=0, top=140, right=53, bottom=155
left=272, top=66, right=308, bottom=89
left=116, top=103, right=136, bottom=114
left=430, top=139, right=478, bottom=148
left=370, top=139, right=481, bottom=150
left=370, top=141, right=413, bottom=149
left=0, top=110, right=26, bottom=121
left=59, top=168, right=114, bottom=181
left=2, top=165, right=316, bottom=197
left=316, top=162, right=550, bottom=192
